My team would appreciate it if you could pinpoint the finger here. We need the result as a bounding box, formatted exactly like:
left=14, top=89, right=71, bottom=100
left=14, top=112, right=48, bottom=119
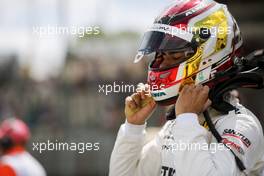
left=189, top=83, right=195, bottom=90
left=202, top=99, right=212, bottom=112
left=136, top=83, right=145, bottom=93
left=144, top=84, right=150, bottom=92
left=186, top=84, right=195, bottom=94
left=137, top=83, right=151, bottom=99
left=136, top=83, right=146, bottom=99
left=140, top=91, right=146, bottom=99
left=125, top=96, right=137, bottom=109
left=142, top=84, right=151, bottom=98
left=137, top=83, right=150, bottom=92
left=148, top=98, right=156, bottom=108
left=199, top=86, right=210, bottom=102
left=193, top=84, right=203, bottom=94
left=202, top=85, right=210, bottom=94
left=139, top=100, right=157, bottom=118
left=144, top=84, right=152, bottom=97
left=189, top=84, right=195, bottom=88
left=180, top=84, right=190, bottom=94
left=131, top=93, right=141, bottom=106
left=195, top=84, right=203, bottom=91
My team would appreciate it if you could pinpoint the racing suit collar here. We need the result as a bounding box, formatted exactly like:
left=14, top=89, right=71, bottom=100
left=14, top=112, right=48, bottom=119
left=4, top=146, right=25, bottom=155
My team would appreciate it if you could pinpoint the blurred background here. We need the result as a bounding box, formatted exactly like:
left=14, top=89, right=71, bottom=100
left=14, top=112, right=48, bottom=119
left=0, top=0, right=263, bottom=175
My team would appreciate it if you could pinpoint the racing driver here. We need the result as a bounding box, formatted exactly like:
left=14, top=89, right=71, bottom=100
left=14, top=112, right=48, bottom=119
left=109, top=0, right=264, bottom=175
left=0, top=118, right=46, bottom=176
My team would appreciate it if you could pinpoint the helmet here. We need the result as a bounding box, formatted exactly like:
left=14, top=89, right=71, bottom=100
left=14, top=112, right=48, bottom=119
left=0, top=118, right=30, bottom=145
left=135, top=0, right=243, bottom=105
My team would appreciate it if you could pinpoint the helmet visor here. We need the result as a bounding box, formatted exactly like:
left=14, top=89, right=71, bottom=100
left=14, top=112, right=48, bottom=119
left=138, top=31, right=192, bottom=55
left=134, top=23, right=194, bottom=63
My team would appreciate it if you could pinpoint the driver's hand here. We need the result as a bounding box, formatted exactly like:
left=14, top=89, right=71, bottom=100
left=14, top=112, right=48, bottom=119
left=125, top=84, right=156, bottom=125
left=175, top=84, right=211, bottom=116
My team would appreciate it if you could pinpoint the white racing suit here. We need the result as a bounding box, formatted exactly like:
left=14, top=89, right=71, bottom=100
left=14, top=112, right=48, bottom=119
left=0, top=149, right=46, bottom=176
left=109, top=101, right=264, bottom=176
